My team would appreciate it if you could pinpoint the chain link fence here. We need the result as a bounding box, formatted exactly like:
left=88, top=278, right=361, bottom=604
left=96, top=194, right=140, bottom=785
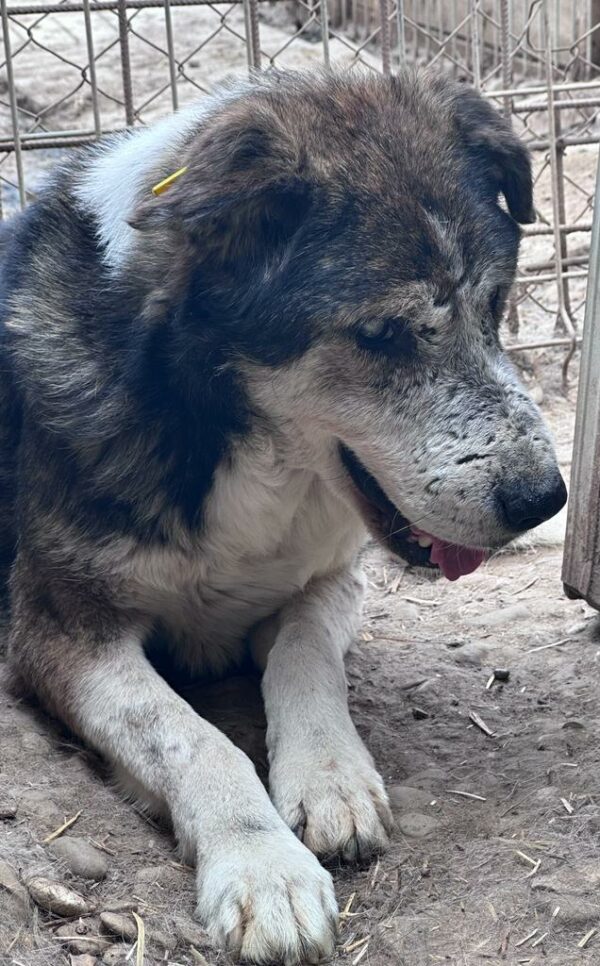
left=1, top=0, right=600, bottom=371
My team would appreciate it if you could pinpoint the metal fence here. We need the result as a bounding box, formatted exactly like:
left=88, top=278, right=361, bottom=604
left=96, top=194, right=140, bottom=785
left=1, top=0, right=600, bottom=370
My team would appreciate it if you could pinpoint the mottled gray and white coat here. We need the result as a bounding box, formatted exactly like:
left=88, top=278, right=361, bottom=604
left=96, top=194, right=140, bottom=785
left=0, top=68, right=566, bottom=964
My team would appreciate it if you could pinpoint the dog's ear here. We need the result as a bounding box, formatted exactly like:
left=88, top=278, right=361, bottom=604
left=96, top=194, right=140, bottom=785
left=451, top=84, right=535, bottom=224
left=131, top=102, right=312, bottom=262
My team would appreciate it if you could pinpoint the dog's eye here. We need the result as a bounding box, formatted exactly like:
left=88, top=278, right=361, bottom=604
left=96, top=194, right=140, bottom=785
left=356, top=317, right=415, bottom=357
left=357, top=318, right=395, bottom=347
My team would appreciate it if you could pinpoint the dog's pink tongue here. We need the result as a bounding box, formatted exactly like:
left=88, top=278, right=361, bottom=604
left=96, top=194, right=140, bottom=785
left=412, top=528, right=485, bottom=581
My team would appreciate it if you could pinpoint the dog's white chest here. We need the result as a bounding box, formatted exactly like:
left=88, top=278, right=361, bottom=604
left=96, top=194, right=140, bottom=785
left=120, top=445, right=366, bottom=671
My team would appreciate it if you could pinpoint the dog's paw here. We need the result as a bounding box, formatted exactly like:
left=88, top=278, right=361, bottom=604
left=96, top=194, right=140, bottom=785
left=270, top=747, right=393, bottom=862
left=197, top=827, right=338, bottom=964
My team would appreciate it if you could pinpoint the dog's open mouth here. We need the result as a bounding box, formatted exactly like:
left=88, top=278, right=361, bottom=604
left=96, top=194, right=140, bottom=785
left=340, top=445, right=486, bottom=581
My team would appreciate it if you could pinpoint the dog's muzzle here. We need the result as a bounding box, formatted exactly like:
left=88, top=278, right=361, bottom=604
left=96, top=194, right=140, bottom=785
left=339, top=444, right=486, bottom=580
left=495, top=472, right=567, bottom=533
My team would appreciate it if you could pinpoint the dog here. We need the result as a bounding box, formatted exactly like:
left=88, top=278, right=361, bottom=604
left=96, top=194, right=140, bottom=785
left=0, top=68, right=567, bottom=963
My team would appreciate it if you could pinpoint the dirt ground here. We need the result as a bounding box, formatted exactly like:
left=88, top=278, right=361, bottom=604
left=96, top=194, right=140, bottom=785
left=2, top=12, right=600, bottom=965
left=1, top=375, right=600, bottom=966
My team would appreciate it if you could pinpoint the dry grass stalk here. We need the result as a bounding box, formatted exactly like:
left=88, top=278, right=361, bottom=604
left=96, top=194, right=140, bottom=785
left=468, top=711, right=495, bottom=737
left=560, top=797, right=574, bottom=814
left=6, top=927, right=22, bottom=953
left=527, top=637, right=574, bottom=653
left=42, top=809, right=83, bottom=844
left=401, top=596, right=440, bottom=606
left=132, top=911, right=145, bottom=966
left=511, top=576, right=539, bottom=595
left=344, top=935, right=370, bottom=953
left=531, top=931, right=547, bottom=948
left=448, top=790, right=486, bottom=801
left=515, top=929, right=538, bottom=947
left=515, top=850, right=537, bottom=868
left=577, top=928, right=597, bottom=949
left=368, top=858, right=380, bottom=891
left=352, top=942, right=370, bottom=965
left=90, top=838, right=117, bottom=856
left=340, top=893, right=357, bottom=920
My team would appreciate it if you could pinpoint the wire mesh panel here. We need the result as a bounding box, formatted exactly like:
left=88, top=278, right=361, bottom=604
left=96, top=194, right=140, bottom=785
left=1, top=0, right=599, bottom=369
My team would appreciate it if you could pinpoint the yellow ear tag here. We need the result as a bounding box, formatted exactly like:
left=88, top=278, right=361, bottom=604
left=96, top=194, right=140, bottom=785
left=151, top=166, right=188, bottom=197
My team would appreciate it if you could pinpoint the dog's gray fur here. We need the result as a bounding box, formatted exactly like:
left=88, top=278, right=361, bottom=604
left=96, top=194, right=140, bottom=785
left=0, top=69, right=566, bottom=963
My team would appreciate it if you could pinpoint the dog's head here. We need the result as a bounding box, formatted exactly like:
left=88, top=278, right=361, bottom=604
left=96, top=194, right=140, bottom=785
left=134, top=69, right=566, bottom=578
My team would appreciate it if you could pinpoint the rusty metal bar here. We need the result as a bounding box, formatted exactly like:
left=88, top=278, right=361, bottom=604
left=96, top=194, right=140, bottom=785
left=470, top=0, right=481, bottom=89
left=117, top=0, right=135, bottom=125
left=499, top=0, right=512, bottom=114
left=396, top=0, right=406, bottom=67
left=543, top=0, right=578, bottom=379
left=379, top=0, right=392, bottom=75
left=242, top=0, right=254, bottom=70
left=163, top=0, right=179, bottom=111
left=3, top=0, right=269, bottom=10
left=82, top=0, right=101, bottom=135
left=245, top=0, right=261, bottom=69
left=320, top=0, right=331, bottom=68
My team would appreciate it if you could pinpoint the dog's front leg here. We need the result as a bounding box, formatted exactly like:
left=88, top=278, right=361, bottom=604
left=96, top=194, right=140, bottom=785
left=10, top=567, right=337, bottom=964
left=253, top=567, right=393, bottom=862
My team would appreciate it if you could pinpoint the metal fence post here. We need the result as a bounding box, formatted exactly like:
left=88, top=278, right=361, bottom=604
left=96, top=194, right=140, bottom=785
left=117, top=0, right=135, bottom=125
left=1, top=0, right=26, bottom=208
left=82, top=0, right=102, bottom=135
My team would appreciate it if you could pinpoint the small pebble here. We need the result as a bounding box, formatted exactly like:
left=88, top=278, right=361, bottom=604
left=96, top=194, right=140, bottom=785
left=70, top=956, right=97, bottom=966
left=152, top=928, right=177, bottom=951
left=403, top=767, right=446, bottom=790
left=393, top=602, right=420, bottom=621
left=493, top=668, right=510, bottom=682
left=532, top=786, right=560, bottom=806
left=102, top=899, right=138, bottom=913
left=102, top=944, right=129, bottom=965
left=388, top=785, right=433, bottom=811
left=535, top=894, right=598, bottom=926
left=411, top=706, right=430, bottom=720
left=27, top=876, right=90, bottom=917
left=0, top=803, right=17, bottom=820
left=396, top=811, right=440, bottom=837
left=536, top=732, right=567, bottom=752
left=174, top=918, right=207, bottom=947
left=20, top=730, right=51, bottom=754
left=0, top=859, right=31, bottom=919
left=18, top=789, right=63, bottom=821
left=466, top=603, right=530, bottom=628
left=453, top=642, right=490, bottom=666
left=99, top=911, right=137, bottom=942
left=51, top=838, right=109, bottom=881
left=529, top=383, right=544, bottom=405
left=133, top=864, right=165, bottom=885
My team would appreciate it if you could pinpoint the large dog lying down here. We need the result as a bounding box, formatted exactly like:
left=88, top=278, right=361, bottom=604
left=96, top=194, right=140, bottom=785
left=0, top=69, right=567, bottom=963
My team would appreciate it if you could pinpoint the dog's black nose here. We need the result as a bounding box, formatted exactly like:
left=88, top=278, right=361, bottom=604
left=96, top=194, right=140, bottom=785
left=496, top=473, right=567, bottom=532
